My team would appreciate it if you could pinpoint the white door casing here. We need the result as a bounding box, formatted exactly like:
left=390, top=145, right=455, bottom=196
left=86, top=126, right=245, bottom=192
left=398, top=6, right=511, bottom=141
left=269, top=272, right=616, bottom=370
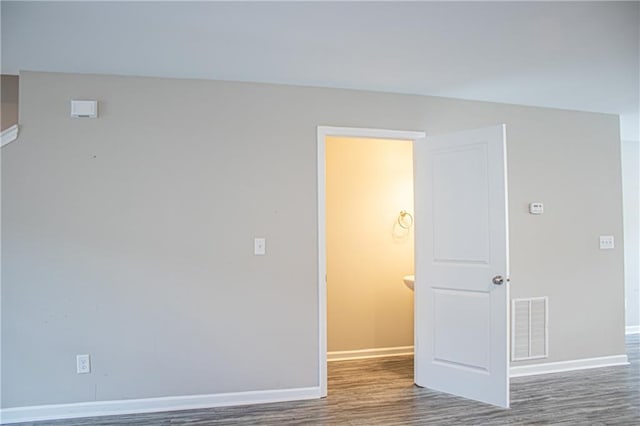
left=413, top=125, right=510, bottom=408
left=317, top=126, right=426, bottom=398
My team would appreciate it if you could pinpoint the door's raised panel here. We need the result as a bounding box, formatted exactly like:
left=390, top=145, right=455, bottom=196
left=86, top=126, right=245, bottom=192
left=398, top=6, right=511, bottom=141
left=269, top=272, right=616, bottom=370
left=432, top=144, right=490, bottom=264
left=433, top=288, right=491, bottom=371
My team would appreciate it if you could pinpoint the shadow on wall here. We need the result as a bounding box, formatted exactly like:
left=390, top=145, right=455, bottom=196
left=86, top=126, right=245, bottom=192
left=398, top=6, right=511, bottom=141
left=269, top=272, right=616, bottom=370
left=1, top=75, right=19, bottom=131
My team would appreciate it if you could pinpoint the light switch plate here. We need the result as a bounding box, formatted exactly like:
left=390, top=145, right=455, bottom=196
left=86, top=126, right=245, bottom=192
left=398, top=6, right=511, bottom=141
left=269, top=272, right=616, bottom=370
left=254, top=238, right=266, bottom=255
left=599, top=235, right=614, bottom=250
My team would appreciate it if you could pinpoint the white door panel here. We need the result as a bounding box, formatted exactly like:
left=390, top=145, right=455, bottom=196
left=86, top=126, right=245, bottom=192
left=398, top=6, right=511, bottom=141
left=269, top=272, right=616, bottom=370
left=414, top=125, right=510, bottom=408
left=432, top=144, right=490, bottom=263
left=433, top=289, right=490, bottom=370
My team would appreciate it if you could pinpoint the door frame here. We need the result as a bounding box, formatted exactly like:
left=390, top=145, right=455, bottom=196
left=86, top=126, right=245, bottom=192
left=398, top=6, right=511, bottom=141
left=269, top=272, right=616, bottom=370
left=317, top=126, right=427, bottom=397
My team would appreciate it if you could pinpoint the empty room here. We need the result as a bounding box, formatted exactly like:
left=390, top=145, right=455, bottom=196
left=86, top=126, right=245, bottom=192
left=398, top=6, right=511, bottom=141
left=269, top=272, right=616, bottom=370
left=1, top=1, right=638, bottom=425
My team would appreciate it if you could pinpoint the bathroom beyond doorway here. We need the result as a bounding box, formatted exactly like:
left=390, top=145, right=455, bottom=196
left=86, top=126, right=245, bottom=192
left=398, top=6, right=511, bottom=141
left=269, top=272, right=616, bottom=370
left=325, top=136, right=415, bottom=364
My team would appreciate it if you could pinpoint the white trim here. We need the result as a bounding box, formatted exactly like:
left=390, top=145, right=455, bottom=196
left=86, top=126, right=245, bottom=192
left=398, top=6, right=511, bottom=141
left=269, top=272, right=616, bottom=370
left=318, top=126, right=426, bottom=141
left=1, top=124, right=18, bottom=147
left=626, top=325, right=640, bottom=335
left=509, top=354, right=629, bottom=378
left=328, top=346, right=414, bottom=362
left=317, top=125, right=426, bottom=399
left=317, top=126, right=327, bottom=398
left=0, top=387, right=320, bottom=424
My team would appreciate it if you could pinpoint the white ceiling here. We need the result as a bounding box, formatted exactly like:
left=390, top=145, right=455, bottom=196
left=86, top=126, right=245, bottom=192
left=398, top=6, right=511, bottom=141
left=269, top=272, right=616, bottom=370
left=2, top=1, right=638, bottom=140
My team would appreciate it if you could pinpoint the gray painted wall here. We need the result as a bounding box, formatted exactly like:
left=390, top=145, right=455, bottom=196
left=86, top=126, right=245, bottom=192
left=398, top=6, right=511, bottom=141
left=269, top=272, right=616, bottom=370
left=622, top=140, right=640, bottom=328
left=1, top=71, right=626, bottom=408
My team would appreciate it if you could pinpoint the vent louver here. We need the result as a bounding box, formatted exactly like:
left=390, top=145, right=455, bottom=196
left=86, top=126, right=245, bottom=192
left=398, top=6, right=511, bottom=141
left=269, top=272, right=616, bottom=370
left=512, top=297, right=548, bottom=361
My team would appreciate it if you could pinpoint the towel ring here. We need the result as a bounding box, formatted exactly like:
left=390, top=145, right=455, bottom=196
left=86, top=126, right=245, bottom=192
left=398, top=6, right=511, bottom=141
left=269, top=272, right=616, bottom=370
left=398, top=210, right=413, bottom=229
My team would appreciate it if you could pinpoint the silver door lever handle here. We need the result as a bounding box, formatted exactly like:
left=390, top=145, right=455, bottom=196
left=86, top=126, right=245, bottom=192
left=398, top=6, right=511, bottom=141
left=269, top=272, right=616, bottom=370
left=492, top=275, right=509, bottom=285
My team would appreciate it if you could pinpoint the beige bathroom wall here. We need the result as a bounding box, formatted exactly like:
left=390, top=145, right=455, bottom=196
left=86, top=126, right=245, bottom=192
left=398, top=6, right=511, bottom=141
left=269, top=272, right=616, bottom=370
left=326, top=137, right=414, bottom=352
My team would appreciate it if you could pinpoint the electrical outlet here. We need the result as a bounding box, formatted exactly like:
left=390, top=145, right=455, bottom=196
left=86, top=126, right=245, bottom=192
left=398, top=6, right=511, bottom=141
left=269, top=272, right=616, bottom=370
left=76, top=354, right=91, bottom=374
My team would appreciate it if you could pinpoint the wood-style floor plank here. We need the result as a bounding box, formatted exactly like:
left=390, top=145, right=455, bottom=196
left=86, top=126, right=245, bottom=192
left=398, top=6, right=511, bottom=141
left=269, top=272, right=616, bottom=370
left=19, top=334, right=640, bottom=425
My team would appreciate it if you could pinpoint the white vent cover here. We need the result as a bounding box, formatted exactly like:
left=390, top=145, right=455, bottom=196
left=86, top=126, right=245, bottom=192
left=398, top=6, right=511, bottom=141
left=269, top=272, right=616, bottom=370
left=512, top=297, right=548, bottom=361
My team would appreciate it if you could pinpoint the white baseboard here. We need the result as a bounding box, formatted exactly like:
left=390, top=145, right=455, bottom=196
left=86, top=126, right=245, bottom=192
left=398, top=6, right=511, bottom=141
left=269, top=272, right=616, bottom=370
left=2, top=350, right=632, bottom=423
left=0, top=124, right=19, bottom=148
left=509, top=354, right=629, bottom=378
left=0, top=386, right=320, bottom=425
left=328, top=345, right=414, bottom=361
left=626, top=325, right=640, bottom=335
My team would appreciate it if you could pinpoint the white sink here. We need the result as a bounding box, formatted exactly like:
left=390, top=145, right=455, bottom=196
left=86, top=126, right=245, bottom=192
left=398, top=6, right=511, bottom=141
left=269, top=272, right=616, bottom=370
left=403, top=275, right=415, bottom=291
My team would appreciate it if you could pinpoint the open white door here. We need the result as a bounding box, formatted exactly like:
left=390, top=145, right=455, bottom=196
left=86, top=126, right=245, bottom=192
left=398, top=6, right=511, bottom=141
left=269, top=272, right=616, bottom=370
left=414, top=125, right=510, bottom=408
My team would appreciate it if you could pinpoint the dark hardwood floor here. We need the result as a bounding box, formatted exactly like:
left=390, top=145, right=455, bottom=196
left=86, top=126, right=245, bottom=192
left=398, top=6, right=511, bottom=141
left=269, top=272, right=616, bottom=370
left=22, top=334, right=639, bottom=425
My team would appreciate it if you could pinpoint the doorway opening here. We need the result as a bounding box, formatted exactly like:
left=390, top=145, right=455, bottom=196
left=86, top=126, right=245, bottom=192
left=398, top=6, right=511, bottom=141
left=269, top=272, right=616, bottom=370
left=317, top=127, right=426, bottom=396
left=318, top=124, right=510, bottom=407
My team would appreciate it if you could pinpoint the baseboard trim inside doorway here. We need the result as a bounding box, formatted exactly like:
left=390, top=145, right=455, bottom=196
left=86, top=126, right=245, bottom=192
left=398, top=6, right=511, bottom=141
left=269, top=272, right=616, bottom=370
left=328, top=346, right=414, bottom=362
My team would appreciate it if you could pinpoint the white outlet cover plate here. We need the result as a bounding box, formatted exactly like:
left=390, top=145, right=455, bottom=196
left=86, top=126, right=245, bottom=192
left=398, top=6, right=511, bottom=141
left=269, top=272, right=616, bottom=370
left=76, top=354, right=91, bottom=374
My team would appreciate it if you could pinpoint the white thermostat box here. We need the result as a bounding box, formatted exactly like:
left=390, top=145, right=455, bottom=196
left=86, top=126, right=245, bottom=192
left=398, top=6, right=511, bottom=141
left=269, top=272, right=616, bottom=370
left=529, top=202, right=544, bottom=215
left=71, top=100, right=98, bottom=118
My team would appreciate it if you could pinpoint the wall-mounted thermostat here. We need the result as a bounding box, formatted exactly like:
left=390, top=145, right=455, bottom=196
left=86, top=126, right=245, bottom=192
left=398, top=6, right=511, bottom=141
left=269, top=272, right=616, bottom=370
left=529, top=202, right=544, bottom=215
left=71, top=100, right=98, bottom=118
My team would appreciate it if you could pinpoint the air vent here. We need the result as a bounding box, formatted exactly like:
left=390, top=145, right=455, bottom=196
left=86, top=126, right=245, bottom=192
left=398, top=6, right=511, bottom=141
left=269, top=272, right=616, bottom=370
left=512, top=297, right=548, bottom=361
